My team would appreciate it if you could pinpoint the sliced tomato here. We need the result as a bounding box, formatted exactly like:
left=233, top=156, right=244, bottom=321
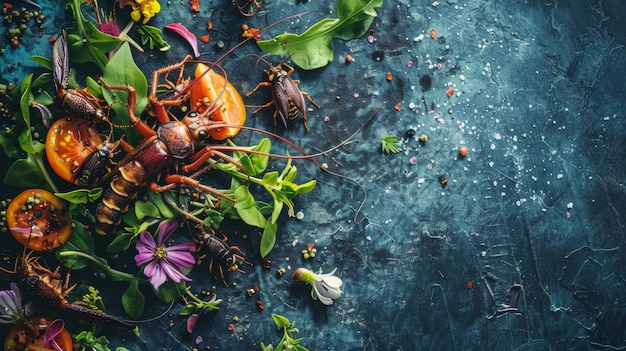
left=4, top=316, right=73, bottom=351
left=190, top=63, right=246, bottom=140
left=6, top=189, right=72, bottom=252
left=45, top=117, right=104, bottom=184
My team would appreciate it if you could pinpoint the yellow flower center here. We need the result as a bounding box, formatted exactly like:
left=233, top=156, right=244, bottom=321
left=154, top=246, right=167, bottom=259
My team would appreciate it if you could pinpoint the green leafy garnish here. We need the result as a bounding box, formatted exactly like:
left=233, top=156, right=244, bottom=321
left=74, top=330, right=130, bottom=351
left=1, top=74, right=58, bottom=191
left=137, top=25, right=171, bottom=51
left=101, top=42, right=148, bottom=144
left=66, top=0, right=123, bottom=72
left=260, top=314, right=309, bottom=351
left=82, top=286, right=106, bottom=312
left=381, top=135, right=400, bottom=153
left=211, top=138, right=316, bottom=257
left=257, top=0, right=384, bottom=69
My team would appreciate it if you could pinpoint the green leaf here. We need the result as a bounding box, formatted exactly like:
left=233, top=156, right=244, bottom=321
left=152, top=281, right=184, bottom=303
left=257, top=0, right=384, bottom=69
left=0, top=128, right=23, bottom=159
left=152, top=192, right=178, bottom=219
left=66, top=0, right=123, bottom=72
left=233, top=185, right=256, bottom=209
left=55, top=188, right=102, bottom=204
left=134, top=200, right=161, bottom=220
left=29, top=55, right=52, bottom=69
left=3, top=154, right=45, bottom=187
left=122, top=281, right=145, bottom=318
left=101, top=42, right=148, bottom=144
left=381, top=135, right=400, bottom=153
left=268, top=191, right=284, bottom=223
left=137, top=25, right=170, bottom=51
left=55, top=221, right=95, bottom=269
left=107, top=232, right=136, bottom=253
left=31, top=73, right=53, bottom=90
left=271, top=314, right=290, bottom=328
left=290, top=180, right=317, bottom=194
left=262, top=171, right=279, bottom=186
left=232, top=138, right=271, bottom=176
left=260, top=220, right=278, bottom=258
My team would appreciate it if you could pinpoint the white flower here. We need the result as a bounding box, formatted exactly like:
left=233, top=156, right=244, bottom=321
left=292, top=267, right=343, bottom=305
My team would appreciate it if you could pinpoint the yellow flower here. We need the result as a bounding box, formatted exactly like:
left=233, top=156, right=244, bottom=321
left=130, top=0, right=161, bottom=24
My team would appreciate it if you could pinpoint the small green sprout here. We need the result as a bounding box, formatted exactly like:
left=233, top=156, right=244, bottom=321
left=260, top=314, right=308, bottom=351
left=82, top=286, right=106, bottom=312
left=381, top=135, right=400, bottom=153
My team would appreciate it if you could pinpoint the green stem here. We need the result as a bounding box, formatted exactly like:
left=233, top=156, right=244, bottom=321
left=118, top=21, right=144, bottom=52
left=35, top=154, right=59, bottom=193
left=59, top=250, right=143, bottom=283
left=72, top=0, right=107, bottom=71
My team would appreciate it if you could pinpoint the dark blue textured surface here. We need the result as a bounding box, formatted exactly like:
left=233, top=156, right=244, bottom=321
left=1, top=0, right=625, bottom=350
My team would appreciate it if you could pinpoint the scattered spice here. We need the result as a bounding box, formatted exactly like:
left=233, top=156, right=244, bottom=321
left=199, top=34, right=210, bottom=43
left=302, top=245, right=317, bottom=259
left=190, top=0, right=199, bottom=12
left=438, top=176, right=448, bottom=188
left=459, top=147, right=468, bottom=157
left=345, top=54, right=353, bottom=63
left=419, top=134, right=428, bottom=143
left=467, top=281, right=473, bottom=289
left=207, top=21, right=213, bottom=30
left=445, top=87, right=455, bottom=98
left=406, top=129, right=416, bottom=138
left=241, top=24, right=261, bottom=40
left=394, top=103, right=401, bottom=111
left=386, top=71, right=393, bottom=81
left=256, top=301, right=265, bottom=310
left=430, top=29, right=437, bottom=39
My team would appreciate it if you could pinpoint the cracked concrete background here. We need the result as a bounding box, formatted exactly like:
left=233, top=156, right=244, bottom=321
left=1, top=0, right=624, bottom=350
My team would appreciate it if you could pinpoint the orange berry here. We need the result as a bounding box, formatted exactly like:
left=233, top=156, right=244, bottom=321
left=459, top=147, right=468, bottom=157
left=345, top=54, right=353, bottom=62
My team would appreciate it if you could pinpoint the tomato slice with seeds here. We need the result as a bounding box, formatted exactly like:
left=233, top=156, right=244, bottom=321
left=6, top=189, right=72, bottom=252
left=45, top=116, right=104, bottom=184
left=190, top=63, right=246, bottom=140
left=4, top=316, right=73, bottom=351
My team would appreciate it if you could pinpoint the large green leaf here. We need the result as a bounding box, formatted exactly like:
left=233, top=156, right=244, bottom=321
left=257, top=0, right=384, bottom=69
left=102, top=43, right=148, bottom=144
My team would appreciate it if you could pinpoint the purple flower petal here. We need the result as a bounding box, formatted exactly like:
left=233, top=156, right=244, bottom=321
left=161, top=262, right=192, bottom=283
left=42, top=319, right=64, bottom=351
left=165, top=252, right=195, bottom=270
left=137, top=231, right=156, bottom=250
left=187, top=312, right=200, bottom=334
left=134, top=252, right=154, bottom=267
left=156, top=221, right=179, bottom=246
left=165, top=23, right=200, bottom=58
left=145, top=261, right=167, bottom=290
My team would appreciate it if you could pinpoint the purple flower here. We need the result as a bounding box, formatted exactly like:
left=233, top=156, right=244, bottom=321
left=134, top=221, right=196, bottom=290
left=0, top=283, right=24, bottom=324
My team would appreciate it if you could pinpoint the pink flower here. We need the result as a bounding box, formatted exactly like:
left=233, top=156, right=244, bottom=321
left=98, top=21, right=121, bottom=37
left=134, top=221, right=196, bottom=290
